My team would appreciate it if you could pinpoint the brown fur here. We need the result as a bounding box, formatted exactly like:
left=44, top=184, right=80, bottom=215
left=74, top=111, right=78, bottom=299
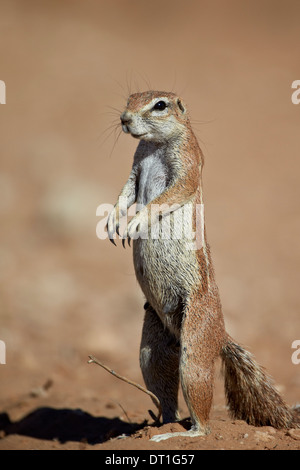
left=107, top=91, right=300, bottom=440
left=221, top=336, right=300, bottom=428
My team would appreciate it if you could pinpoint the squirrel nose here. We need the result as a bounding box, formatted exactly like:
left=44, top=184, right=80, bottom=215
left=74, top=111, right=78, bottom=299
left=120, top=112, right=132, bottom=126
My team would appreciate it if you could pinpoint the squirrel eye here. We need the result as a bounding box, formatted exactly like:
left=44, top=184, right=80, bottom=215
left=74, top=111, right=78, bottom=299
left=153, top=100, right=167, bottom=111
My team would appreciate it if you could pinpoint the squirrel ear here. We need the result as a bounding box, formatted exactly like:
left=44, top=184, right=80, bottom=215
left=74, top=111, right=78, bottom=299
left=177, top=98, right=186, bottom=114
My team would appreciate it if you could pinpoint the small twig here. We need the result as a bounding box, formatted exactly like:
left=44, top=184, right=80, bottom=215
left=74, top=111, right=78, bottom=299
left=88, top=355, right=162, bottom=424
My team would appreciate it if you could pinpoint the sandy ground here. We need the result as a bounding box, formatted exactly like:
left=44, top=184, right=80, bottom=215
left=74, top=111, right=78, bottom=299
left=0, top=0, right=300, bottom=451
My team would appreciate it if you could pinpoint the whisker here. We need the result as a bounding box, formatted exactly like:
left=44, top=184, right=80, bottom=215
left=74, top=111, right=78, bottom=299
left=98, top=120, right=120, bottom=137
left=108, top=127, right=123, bottom=159
left=125, top=70, right=133, bottom=97
left=135, top=71, right=152, bottom=92
left=105, top=104, right=122, bottom=115
left=191, top=117, right=217, bottom=126
left=171, top=71, right=178, bottom=95
left=111, top=79, right=129, bottom=101
left=99, top=110, right=121, bottom=119
left=97, top=121, right=121, bottom=147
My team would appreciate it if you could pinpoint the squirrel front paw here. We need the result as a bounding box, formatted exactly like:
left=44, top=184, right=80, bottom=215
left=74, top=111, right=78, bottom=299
left=106, top=203, right=128, bottom=245
left=122, top=213, right=149, bottom=247
left=106, top=206, right=118, bottom=245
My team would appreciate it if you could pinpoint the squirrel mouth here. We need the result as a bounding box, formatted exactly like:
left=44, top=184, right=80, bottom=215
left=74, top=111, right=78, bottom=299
left=121, top=123, right=147, bottom=139
left=121, top=125, right=146, bottom=139
left=121, top=124, right=130, bottom=134
left=131, top=132, right=147, bottom=139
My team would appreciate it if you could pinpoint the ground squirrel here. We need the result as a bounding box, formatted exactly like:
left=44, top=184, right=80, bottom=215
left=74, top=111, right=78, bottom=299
left=106, top=90, right=300, bottom=441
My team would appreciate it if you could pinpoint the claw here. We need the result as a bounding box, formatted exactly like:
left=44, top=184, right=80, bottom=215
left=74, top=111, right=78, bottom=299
left=109, top=237, right=117, bottom=246
left=116, top=224, right=120, bottom=236
left=122, top=237, right=126, bottom=248
left=128, top=237, right=131, bottom=247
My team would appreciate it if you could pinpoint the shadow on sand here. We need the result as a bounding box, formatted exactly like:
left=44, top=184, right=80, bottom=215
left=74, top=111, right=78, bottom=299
left=0, top=407, right=146, bottom=444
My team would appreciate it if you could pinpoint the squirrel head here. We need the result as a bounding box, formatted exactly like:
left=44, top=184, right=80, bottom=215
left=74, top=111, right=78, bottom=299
left=120, top=91, right=190, bottom=143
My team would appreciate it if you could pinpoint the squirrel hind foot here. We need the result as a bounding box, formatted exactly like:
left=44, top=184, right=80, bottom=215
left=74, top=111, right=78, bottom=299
left=150, top=424, right=210, bottom=442
left=150, top=429, right=208, bottom=442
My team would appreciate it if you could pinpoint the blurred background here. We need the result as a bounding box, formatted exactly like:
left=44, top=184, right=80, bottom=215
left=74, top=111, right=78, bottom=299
left=0, top=0, right=299, bottom=444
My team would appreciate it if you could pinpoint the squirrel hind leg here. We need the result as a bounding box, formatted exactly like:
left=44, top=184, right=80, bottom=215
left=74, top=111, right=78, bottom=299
left=140, top=305, right=181, bottom=423
left=179, top=291, right=225, bottom=431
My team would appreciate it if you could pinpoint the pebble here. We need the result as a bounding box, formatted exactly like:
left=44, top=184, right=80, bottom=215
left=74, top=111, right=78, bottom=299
left=287, top=429, right=300, bottom=440
left=254, top=431, right=275, bottom=442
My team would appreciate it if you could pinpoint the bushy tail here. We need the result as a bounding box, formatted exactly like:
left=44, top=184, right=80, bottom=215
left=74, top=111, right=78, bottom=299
left=221, top=335, right=300, bottom=429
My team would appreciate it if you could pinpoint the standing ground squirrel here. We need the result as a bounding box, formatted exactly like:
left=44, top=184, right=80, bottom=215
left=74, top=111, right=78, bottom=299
left=106, top=90, right=300, bottom=441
